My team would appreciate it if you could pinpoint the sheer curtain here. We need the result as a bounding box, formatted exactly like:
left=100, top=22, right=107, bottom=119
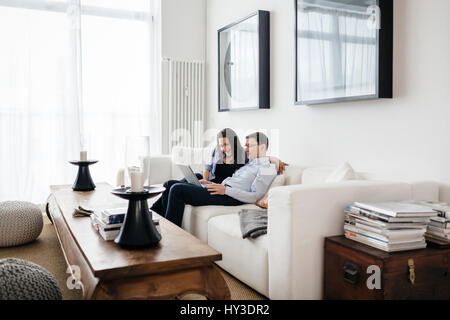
left=229, top=24, right=259, bottom=109
left=297, top=0, right=377, bottom=101
left=0, top=0, right=161, bottom=203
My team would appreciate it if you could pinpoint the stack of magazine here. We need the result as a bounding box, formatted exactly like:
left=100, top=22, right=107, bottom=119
left=91, top=208, right=161, bottom=241
left=344, top=201, right=438, bottom=252
left=90, top=208, right=126, bottom=241
left=416, top=201, right=450, bottom=246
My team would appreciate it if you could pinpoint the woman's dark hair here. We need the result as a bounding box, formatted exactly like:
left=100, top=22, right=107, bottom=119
left=216, top=128, right=245, bottom=165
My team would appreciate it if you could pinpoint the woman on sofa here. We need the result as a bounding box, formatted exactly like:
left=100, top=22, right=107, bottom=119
left=150, top=128, right=287, bottom=215
left=204, top=128, right=287, bottom=183
left=201, top=128, right=247, bottom=184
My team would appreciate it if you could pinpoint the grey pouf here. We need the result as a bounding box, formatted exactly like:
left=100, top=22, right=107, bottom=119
left=0, top=201, right=43, bottom=247
left=0, top=258, right=62, bottom=300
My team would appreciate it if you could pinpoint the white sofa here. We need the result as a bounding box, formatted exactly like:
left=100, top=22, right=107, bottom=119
left=149, top=147, right=439, bottom=300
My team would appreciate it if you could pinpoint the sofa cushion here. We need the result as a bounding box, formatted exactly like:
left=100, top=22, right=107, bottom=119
left=325, top=162, right=356, bottom=183
left=410, top=181, right=439, bottom=201
left=208, top=214, right=269, bottom=297
left=301, top=167, right=334, bottom=185
left=283, top=165, right=305, bottom=186
left=181, top=203, right=259, bottom=242
left=171, top=146, right=211, bottom=179
left=149, top=155, right=173, bottom=184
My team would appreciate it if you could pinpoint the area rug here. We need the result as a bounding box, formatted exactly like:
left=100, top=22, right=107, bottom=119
left=0, top=216, right=266, bottom=300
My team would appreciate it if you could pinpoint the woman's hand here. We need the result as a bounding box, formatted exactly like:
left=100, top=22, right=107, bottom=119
left=206, top=184, right=226, bottom=195
left=199, top=179, right=213, bottom=185
left=269, top=156, right=289, bottom=174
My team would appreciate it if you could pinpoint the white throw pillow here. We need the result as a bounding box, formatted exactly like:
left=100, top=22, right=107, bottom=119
left=325, top=162, right=356, bottom=183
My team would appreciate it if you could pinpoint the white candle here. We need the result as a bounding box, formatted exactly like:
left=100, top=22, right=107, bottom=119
left=116, top=168, right=125, bottom=187
left=80, top=151, right=87, bottom=161
left=129, top=169, right=144, bottom=192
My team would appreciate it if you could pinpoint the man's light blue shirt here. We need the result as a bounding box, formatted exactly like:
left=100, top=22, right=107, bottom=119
left=221, top=157, right=277, bottom=204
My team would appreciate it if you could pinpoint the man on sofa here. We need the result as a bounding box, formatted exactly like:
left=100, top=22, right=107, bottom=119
left=155, top=132, right=277, bottom=227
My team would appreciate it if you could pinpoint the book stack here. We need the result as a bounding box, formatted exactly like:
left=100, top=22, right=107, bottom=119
left=344, top=201, right=438, bottom=252
left=90, top=208, right=161, bottom=241
left=416, top=201, right=450, bottom=246
left=91, top=208, right=126, bottom=241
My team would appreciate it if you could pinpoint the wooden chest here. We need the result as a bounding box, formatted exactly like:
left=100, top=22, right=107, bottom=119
left=324, top=236, right=450, bottom=300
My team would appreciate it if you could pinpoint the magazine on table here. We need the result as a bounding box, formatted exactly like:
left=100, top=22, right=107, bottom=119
left=346, top=205, right=431, bottom=223
left=353, top=201, right=438, bottom=218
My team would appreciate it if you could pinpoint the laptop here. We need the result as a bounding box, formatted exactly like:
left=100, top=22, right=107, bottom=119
left=177, top=164, right=210, bottom=188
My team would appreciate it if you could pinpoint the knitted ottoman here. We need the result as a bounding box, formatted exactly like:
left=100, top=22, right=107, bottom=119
left=0, top=201, right=43, bottom=247
left=0, top=258, right=62, bottom=300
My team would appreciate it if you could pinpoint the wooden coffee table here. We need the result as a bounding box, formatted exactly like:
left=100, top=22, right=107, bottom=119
left=46, top=183, right=230, bottom=300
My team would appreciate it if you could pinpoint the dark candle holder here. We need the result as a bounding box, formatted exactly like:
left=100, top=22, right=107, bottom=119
left=111, top=186, right=165, bottom=248
left=69, top=160, right=98, bottom=191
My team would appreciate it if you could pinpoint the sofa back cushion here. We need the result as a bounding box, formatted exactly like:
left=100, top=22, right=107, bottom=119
left=302, top=162, right=362, bottom=185
left=149, top=156, right=173, bottom=184
left=283, top=165, right=305, bottom=186
left=301, top=167, right=334, bottom=185
left=325, top=162, right=356, bottom=183
left=171, top=146, right=212, bottom=179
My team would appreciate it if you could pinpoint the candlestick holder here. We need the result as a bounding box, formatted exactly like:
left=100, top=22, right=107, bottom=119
left=111, top=186, right=165, bottom=248
left=69, top=160, right=98, bottom=191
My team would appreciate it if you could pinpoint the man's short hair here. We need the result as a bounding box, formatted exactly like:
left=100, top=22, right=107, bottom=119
left=246, top=132, right=269, bottom=149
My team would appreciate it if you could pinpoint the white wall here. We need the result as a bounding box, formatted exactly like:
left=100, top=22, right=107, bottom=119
left=205, top=0, right=450, bottom=188
left=160, top=0, right=206, bottom=153
left=161, top=0, right=206, bottom=61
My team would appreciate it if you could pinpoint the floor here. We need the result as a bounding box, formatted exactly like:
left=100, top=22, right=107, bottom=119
left=0, top=216, right=266, bottom=300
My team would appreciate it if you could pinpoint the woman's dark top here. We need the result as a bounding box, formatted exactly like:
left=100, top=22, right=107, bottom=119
left=205, top=148, right=248, bottom=181
left=210, top=163, right=245, bottom=184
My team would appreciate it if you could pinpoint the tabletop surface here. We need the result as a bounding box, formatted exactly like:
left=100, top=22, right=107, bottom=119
left=49, top=183, right=222, bottom=279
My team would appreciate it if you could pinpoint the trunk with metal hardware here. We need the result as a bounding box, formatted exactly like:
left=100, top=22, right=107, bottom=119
left=324, top=236, right=450, bottom=300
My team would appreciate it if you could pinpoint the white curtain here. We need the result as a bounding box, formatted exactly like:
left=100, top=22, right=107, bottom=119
left=219, top=14, right=258, bottom=110
left=0, top=0, right=161, bottom=203
left=297, top=0, right=377, bottom=101
left=229, top=18, right=258, bottom=109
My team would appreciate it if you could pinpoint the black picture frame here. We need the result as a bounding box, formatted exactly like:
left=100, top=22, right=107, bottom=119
left=218, top=10, right=270, bottom=112
left=294, top=0, right=393, bottom=105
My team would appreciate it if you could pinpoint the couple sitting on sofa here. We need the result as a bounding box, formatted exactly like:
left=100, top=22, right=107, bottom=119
left=151, top=128, right=287, bottom=227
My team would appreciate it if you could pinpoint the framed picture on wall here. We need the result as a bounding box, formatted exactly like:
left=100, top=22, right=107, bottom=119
left=218, top=10, right=270, bottom=112
left=294, top=0, right=393, bottom=105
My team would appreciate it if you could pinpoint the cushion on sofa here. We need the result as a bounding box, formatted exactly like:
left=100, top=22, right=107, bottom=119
left=302, top=163, right=358, bottom=185
left=325, top=162, right=356, bottom=183
left=171, top=146, right=211, bottom=179
left=301, top=167, right=334, bottom=185
left=282, top=165, right=304, bottom=185
left=149, top=155, right=172, bottom=184
left=181, top=203, right=259, bottom=242
left=207, top=214, right=269, bottom=297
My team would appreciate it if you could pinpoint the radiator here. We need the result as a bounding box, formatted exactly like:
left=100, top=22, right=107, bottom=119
left=166, top=58, right=205, bottom=150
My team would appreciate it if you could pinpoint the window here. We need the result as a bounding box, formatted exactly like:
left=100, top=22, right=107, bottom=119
left=0, top=0, right=160, bottom=202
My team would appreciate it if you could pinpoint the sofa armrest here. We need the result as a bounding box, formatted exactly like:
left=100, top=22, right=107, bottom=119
left=150, top=155, right=173, bottom=184
left=267, top=180, right=413, bottom=300
left=409, top=181, right=439, bottom=201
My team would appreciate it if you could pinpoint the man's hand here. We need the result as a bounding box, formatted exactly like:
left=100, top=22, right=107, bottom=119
left=277, top=160, right=289, bottom=174
left=199, top=179, right=213, bottom=184
left=269, top=156, right=289, bottom=174
left=206, top=184, right=226, bottom=195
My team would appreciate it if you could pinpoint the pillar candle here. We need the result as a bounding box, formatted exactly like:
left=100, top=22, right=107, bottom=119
left=129, top=169, right=144, bottom=192
left=80, top=151, right=87, bottom=161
